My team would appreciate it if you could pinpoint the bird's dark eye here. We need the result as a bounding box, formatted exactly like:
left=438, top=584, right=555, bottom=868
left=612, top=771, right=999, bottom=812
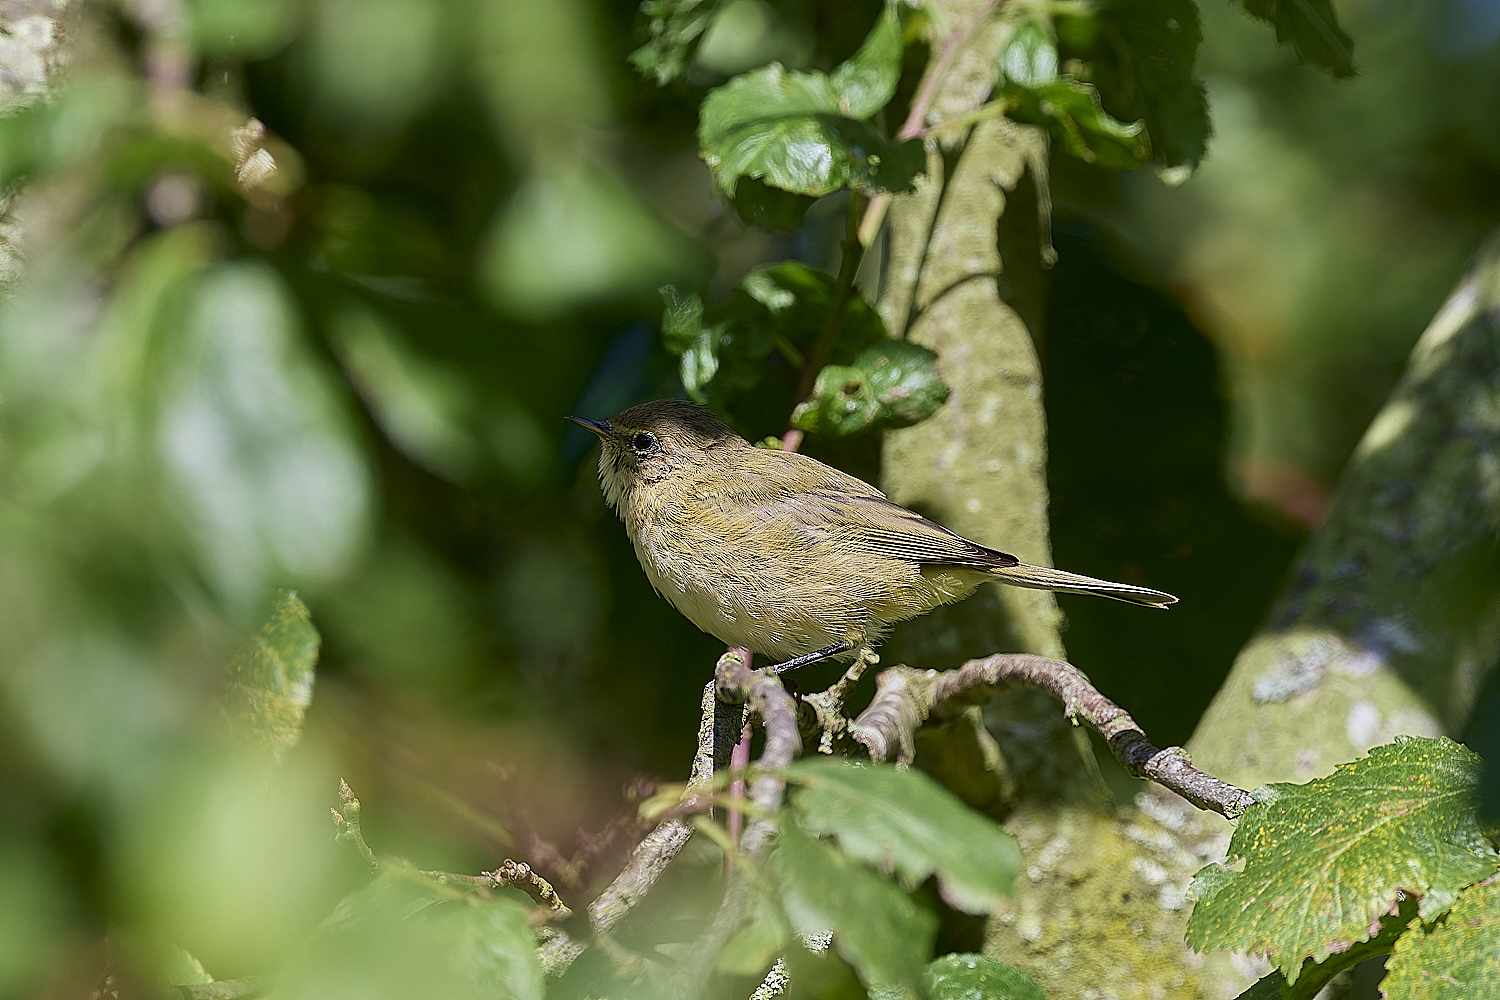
left=631, top=431, right=659, bottom=453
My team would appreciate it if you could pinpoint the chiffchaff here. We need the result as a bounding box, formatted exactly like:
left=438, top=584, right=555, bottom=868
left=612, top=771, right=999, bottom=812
left=569, top=400, right=1175, bottom=672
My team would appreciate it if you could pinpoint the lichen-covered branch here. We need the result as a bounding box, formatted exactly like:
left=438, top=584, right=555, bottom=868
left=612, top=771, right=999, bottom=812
left=1190, top=235, right=1500, bottom=789
left=852, top=656, right=1256, bottom=819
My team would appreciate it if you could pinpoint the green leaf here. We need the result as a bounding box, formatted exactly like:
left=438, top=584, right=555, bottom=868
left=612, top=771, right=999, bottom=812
left=1186, top=737, right=1500, bottom=985
left=1233, top=0, right=1355, bottom=77
left=1054, top=0, right=1210, bottom=168
left=924, top=953, right=1046, bottom=1000
left=786, top=759, right=1018, bottom=913
left=999, top=73, right=1150, bottom=170
left=330, top=302, right=482, bottom=483
left=790, top=341, right=950, bottom=438
left=827, top=4, right=906, bottom=119
left=660, top=285, right=728, bottom=403
left=698, top=6, right=922, bottom=198
left=778, top=819, right=935, bottom=997
left=1382, top=878, right=1500, bottom=998
left=186, top=0, right=301, bottom=57
left=159, top=261, right=373, bottom=611
left=630, top=0, right=724, bottom=85
left=225, top=590, right=320, bottom=763
left=1226, top=899, right=1416, bottom=999
left=282, top=872, right=543, bottom=1000
left=480, top=157, right=703, bottom=318
left=998, top=19, right=1058, bottom=89
left=658, top=262, right=889, bottom=412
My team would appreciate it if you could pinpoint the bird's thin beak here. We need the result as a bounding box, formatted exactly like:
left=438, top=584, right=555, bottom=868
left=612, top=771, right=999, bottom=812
left=566, top=415, right=612, bottom=440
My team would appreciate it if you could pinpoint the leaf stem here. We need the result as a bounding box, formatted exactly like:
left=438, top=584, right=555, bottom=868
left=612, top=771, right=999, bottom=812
left=791, top=191, right=869, bottom=410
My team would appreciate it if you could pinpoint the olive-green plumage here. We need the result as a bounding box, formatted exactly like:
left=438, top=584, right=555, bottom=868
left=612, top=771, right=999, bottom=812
left=569, top=400, right=1174, bottom=667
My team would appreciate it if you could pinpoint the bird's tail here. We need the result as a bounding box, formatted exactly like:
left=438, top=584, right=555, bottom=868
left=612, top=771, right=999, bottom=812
left=989, top=562, right=1177, bottom=608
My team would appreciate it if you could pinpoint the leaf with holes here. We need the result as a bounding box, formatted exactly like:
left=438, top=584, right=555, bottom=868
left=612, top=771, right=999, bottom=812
left=1186, top=737, right=1500, bottom=985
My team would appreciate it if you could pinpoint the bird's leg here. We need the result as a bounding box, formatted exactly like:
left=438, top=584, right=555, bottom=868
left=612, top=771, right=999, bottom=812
left=770, top=642, right=851, bottom=675
left=823, top=646, right=879, bottom=706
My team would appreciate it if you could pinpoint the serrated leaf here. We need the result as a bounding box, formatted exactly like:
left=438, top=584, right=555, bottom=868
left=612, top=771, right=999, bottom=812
left=1186, top=737, right=1500, bottom=985
left=630, top=0, right=724, bottom=85
left=1054, top=0, right=1210, bottom=168
left=698, top=6, right=921, bottom=198
left=790, top=341, right=949, bottom=437
left=924, top=953, right=1045, bottom=1000
left=1382, top=878, right=1500, bottom=999
left=1227, top=898, right=1416, bottom=999
left=225, top=590, right=319, bottom=763
left=778, top=819, right=935, bottom=997
left=786, top=759, right=1018, bottom=913
left=1233, top=0, right=1354, bottom=77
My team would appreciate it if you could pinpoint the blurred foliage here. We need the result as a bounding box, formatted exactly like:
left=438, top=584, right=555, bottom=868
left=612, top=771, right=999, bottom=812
left=0, top=0, right=1495, bottom=995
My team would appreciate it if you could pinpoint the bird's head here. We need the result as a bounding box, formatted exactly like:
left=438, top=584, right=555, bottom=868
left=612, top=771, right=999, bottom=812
left=567, top=399, right=746, bottom=512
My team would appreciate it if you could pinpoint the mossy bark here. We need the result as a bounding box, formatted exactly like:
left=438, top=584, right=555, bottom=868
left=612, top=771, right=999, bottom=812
left=878, top=0, right=1500, bottom=991
left=877, top=3, right=1100, bottom=810
left=1189, top=238, right=1500, bottom=787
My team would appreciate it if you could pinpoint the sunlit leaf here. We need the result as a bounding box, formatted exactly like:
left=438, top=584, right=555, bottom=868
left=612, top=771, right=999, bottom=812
left=1382, top=879, right=1500, bottom=999
left=998, top=19, right=1057, bottom=89
left=790, top=341, right=949, bottom=438
left=1232, top=0, right=1354, bottom=77
left=778, top=820, right=935, bottom=997
left=660, top=285, right=726, bottom=403
left=786, top=759, right=1018, bottom=914
left=1186, top=737, right=1500, bottom=984
left=225, top=589, right=319, bottom=763
left=924, top=953, right=1046, bottom=1000
left=698, top=6, right=921, bottom=198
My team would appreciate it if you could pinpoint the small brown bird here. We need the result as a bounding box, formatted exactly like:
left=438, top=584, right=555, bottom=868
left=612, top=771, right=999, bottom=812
left=569, top=400, right=1175, bottom=672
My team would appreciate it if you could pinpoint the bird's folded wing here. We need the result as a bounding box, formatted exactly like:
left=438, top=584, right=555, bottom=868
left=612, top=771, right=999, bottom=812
left=697, top=448, right=1018, bottom=569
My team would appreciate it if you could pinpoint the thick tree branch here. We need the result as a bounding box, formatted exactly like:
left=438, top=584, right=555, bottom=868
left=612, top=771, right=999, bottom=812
left=852, top=655, right=1256, bottom=819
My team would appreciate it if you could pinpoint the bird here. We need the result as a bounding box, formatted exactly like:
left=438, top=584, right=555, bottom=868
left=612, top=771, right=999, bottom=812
left=568, top=399, right=1175, bottom=673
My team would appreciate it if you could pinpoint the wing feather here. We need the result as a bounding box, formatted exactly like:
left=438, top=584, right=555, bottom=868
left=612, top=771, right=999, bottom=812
left=696, top=449, right=1018, bottom=570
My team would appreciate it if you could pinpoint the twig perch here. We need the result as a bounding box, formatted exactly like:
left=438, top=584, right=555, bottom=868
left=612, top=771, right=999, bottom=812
left=852, top=654, right=1257, bottom=819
